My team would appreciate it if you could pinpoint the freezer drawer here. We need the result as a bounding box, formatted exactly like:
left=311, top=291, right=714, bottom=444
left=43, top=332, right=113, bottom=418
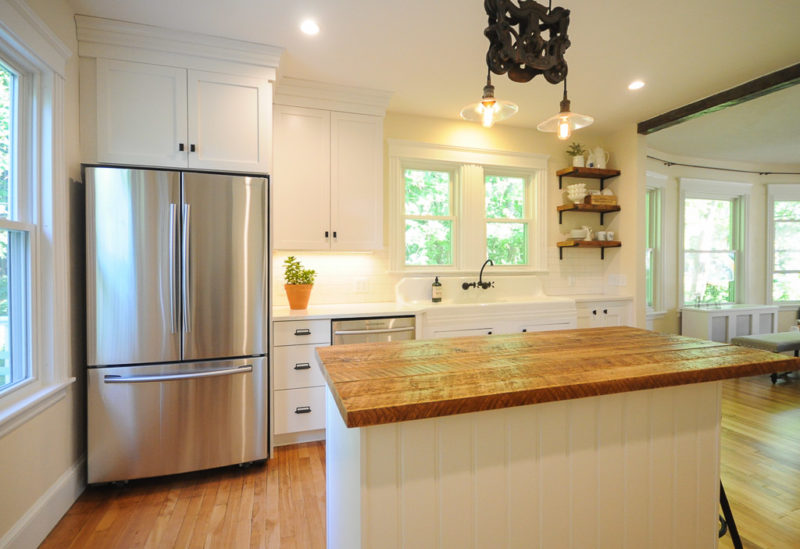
left=87, top=357, right=267, bottom=483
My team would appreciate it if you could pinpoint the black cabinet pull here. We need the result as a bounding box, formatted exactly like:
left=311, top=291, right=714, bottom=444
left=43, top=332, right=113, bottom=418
left=333, top=231, right=337, bottom=238
left=325, top=231, right=329, bottom=238
left=294, top=328, right=311, bottom=336
left=178, top=143, right=185, bottom=151
left=190, top=144, right=196, bottom=152
left=522, top=328, right=527, bottom=333
left=294, top=362, right=311, bottom=370
left=294, top=406, right=312, bottom=414
left=603, top=309, right=608, bottom=314
left=488, top=331, right=492, bottom=335
left=592, top=310, right=598, bottom=315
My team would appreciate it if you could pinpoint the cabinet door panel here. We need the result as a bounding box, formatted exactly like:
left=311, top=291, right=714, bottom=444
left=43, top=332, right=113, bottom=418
left=96, top=59, right=187, bottom=167
left=273, top=105, right=331, bottom=249
left=187, top=70, right=270, bottom=172
left=330, top=112, right=383, bottom=250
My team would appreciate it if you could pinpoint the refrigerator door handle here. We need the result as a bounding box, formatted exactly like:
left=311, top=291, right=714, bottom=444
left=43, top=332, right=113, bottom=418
left=182, top=203, right=191, bottom=333
left=168, top=204, right=178, bottom=334
left=103, top=364, right=253, bottom=384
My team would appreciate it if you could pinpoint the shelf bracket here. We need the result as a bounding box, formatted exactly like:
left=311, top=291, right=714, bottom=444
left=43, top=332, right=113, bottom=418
left=559, top=247, right=563, bottom=260
left=600, top=212, right=605, bottom=225
left=559, top=210, right=563, bottom=224
left=559, top=175, right=564, bottom=189
left=601, top=247, right=605, bottom=260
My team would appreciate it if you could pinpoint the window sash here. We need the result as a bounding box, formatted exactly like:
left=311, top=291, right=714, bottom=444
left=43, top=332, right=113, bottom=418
left=403, top=167, right=456, bottom=267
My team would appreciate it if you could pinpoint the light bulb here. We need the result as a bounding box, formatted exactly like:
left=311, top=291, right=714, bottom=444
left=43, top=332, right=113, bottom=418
left=557, top=117, right=571, bottom=140
left=481, top=100, right=497, bottom=128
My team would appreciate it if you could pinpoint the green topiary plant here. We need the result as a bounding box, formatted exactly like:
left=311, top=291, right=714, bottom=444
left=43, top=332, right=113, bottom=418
left=565, top=142, right=586, bottom=157
left=283, top=256, right=316, bottom=285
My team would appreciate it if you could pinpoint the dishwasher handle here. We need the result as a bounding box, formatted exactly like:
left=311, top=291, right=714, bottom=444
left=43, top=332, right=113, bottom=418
left=104, top=365, right=253, bottom=384
left=333, top=326, right=415, bottom=336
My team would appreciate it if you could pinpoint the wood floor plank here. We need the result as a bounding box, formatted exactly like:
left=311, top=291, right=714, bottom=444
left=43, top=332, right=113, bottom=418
left=40, top=374, right=799, bottom=549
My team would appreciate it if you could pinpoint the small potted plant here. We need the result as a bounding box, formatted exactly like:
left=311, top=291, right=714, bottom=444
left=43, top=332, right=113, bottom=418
left=283, top=256, right=316, bottom=310
left=566, top=142, right=586, bottom=167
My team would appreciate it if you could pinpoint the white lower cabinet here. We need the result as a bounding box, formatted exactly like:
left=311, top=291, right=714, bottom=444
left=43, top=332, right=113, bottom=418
left=272, top=319, right=331, bottom=445
left=576, top=299, right=633, bottom=328
left=273, top=386, right=326, bottom=435
left=681, top=305, right=778, bottom=343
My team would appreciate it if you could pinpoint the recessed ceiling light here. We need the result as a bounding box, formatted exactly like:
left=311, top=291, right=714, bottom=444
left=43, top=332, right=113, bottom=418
left=628, top=80, right=645, bottom=90
left=300, top=19, right=320, bottom=36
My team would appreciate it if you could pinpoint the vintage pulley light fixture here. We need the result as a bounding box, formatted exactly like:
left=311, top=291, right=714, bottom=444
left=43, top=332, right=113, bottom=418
left=461, top=0, right=593, bottom=137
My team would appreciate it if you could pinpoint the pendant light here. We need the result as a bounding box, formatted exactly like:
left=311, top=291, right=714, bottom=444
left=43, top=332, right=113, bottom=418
left=537, top=78, right=593, bottom=140
left=460, top=70, right=518, bottom=128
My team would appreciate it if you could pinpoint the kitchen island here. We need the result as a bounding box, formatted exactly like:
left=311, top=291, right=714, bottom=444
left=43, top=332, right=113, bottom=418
left=316, top=327, right=799, bottom=549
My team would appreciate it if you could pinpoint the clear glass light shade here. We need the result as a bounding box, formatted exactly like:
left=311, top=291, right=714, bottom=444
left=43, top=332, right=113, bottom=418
left=537, top=109, right=594, bottom=140
left=460, top=97, right=518, bottom=128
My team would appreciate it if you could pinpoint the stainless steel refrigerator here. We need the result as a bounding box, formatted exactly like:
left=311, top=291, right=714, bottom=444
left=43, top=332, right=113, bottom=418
left=85, top=166, right=268, bottom=484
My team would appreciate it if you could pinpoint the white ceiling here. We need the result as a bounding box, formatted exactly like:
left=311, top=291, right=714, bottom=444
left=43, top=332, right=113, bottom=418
left=66, top=0, right=800, bottom=165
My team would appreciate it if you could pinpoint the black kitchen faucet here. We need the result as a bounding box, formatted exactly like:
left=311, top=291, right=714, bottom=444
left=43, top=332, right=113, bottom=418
left=462, top=258, right=495, bottom=290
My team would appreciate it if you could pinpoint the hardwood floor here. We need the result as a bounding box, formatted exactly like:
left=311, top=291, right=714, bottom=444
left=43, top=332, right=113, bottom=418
left=41, top=374, right=800, bottom=548
left=41, top=442, right=325, bottom=549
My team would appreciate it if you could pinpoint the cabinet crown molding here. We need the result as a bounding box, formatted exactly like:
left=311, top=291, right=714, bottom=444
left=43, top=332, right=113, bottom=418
left=76, top=15, right=281, bottom=76
left=274, top=77, right=392, bottom=116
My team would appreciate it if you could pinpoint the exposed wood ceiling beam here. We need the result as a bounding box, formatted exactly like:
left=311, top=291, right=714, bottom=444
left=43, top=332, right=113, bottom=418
left=637, top=63, right=800, bottom=135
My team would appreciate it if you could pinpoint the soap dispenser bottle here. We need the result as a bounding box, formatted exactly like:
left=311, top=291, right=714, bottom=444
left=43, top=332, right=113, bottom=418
left=432, top=276, right=442, bottom=303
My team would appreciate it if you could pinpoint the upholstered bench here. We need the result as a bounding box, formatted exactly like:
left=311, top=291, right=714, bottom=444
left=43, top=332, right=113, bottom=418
left=730, top=332, right=800, bottom=383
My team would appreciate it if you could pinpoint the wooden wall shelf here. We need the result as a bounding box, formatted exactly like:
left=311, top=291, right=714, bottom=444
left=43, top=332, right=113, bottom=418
left=557, top=167, right=621, bottom=190
left=557, top=203, right=621, bottom=224
left=557, top=240, right=621, bottom=260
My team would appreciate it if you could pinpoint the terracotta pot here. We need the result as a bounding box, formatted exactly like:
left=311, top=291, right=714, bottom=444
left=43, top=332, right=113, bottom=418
left=284, top=284, right=313, bottom=310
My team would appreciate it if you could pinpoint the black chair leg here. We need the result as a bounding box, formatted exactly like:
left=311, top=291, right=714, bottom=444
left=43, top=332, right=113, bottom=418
left=720, top=481, right=743, bottom=549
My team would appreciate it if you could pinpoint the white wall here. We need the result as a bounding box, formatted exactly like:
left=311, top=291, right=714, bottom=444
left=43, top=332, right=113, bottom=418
left=0, top=0, right=84, bottom=546
left=273, top=112, right=642, bottom=321
left=645, top=149, right=800, bottom=334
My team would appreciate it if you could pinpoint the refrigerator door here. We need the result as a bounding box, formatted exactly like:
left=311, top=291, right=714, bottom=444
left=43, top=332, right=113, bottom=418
left=86, top=167, right=181, bottom=366
left=181, top=172, right=266, bottom=360
left=87, top=357, right=267, bottom=483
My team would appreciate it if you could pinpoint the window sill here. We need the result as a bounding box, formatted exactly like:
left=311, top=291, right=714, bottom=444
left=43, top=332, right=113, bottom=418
left=646, top=310, right=667, bottom=321
left=0, top=377, right=76, bottom=439
left=776, top=303, right=800, bottom=312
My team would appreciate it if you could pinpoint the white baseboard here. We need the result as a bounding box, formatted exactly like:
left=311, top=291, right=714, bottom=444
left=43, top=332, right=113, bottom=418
left=0, top=455, right=86, bottom=549
left=272, top=429, right=325, bottom=447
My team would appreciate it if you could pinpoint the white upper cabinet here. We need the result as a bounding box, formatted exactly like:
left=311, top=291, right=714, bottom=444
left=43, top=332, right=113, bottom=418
left=96, top=59, right=188, bottom=168
left=273, top=106, right=331, bottom=250
left=330, top=112, right=384, bottom=251
left=94, top=60, right=271, bottom=172
left=77, top=15, right=280, bottom=173
left=187, top=70, right=271, bottom=172
left=273, top=102, right=387, bottom=251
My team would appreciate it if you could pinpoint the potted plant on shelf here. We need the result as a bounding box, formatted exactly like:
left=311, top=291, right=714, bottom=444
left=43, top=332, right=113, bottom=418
left=283, top=256, right=316, bottom=310
left=566, top=142, right=587, bottom=167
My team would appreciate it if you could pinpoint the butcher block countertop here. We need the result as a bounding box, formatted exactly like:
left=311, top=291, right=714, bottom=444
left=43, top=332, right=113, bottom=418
left=316, top=326, right=800, bottom=428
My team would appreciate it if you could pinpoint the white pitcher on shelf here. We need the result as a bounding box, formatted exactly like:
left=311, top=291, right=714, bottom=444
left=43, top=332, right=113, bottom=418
left=593, top=147, right=610, bottom=169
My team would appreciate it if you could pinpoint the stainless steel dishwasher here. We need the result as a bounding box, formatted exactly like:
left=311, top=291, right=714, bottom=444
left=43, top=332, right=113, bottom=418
left=332, top=315, right=416, bottom=345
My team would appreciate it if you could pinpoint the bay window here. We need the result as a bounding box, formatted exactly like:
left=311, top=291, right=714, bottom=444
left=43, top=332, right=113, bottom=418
left=390, top=140, right=546, bottom=272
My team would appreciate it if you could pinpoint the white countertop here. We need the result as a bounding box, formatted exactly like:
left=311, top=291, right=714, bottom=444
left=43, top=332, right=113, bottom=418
left=272, top=294, right=633, bottom=321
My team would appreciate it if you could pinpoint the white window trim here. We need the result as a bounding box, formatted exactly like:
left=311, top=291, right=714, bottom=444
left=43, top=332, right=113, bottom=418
left=645, top=171, right=667, bottom=314
left=766, top=183, right=800, bottom=306
left=388, top=139, right=548, bottom=274
left=678, top=178, right=751, bottom=306
left=0, top=0, right=74, bottom=437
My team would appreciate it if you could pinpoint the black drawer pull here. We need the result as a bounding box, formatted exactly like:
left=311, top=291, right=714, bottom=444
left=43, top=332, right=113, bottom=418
left=190, top=143, right=196, bottom=152
left=603, top=309, right=608, bottom=314
left=592, top=310, right=598, bottom=315
left=294, top=328, right=311, bottom=336
left=522, top=328, right=527, bottom=333
left=178, top=143, right=185, bottom=151
left=294, top=406, right=312, bottom=414
left=294, top=362, right=311, bottom=370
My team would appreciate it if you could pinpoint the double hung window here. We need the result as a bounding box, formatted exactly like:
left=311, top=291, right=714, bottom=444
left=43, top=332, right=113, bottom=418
left=767, top=185, right=800, bottom=303
left=0, top=57, right=30, bottom=393
left=680, top=179, right=749, bottom=305
left=391, top=140, right=546, bottom=272
left=0, top=0, right=71, bottom=434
